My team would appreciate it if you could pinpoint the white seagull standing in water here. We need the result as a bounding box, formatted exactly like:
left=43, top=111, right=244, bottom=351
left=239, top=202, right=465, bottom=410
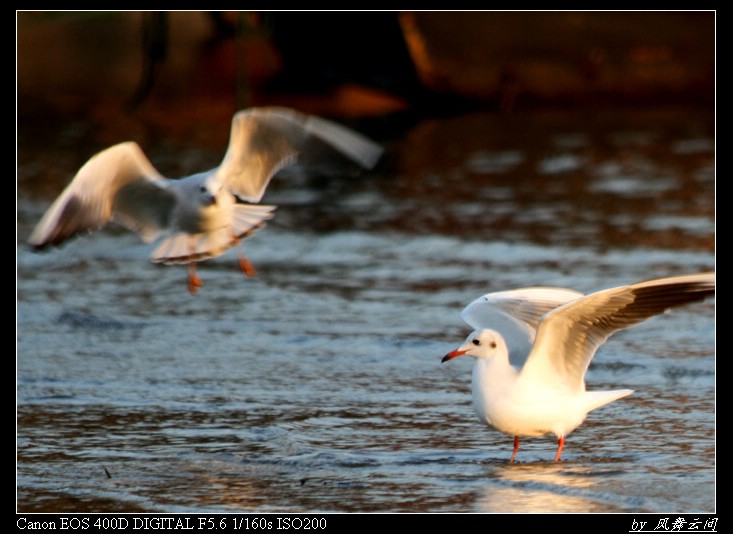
left=28, top=107, right=383, bottom=294
left=441, top=272, right=715, bottom=462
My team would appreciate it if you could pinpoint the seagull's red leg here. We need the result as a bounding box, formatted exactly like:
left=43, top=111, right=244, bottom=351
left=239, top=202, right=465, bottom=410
left=238, top=254, right=257, bottom=277
left=554, top=436, right=566, bottom=462
left=232, top=233, right=257, bottom=278
left=188, top=262, right=203, bottom=294
left=510, top=436, right=520, bottom=463
left=186, top=238, right=204, bottom=294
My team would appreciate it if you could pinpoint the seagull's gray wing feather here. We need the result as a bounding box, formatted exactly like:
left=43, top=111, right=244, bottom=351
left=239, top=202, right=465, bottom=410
left=214, top=107, right=383, bottom=203
left=521, top=272, right=716, bottom=392
left=461, top=287, right=584, bottom=360
left=28, top=142, right=176, bottom=248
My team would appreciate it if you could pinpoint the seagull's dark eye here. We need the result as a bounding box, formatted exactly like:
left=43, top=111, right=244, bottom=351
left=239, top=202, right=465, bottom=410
left=472, top=339, right=480, bottom=346
left=199, top=186, right=207, bottom=193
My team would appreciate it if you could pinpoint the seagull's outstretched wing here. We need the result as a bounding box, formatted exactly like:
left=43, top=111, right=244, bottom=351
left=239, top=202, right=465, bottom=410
left=461, top=287, right=584, bottom=360
left=214, top=107, right=384, bottom=203
left=28, top=142, right=177, bottom=249
left=521, top=272, right=716, bottom=393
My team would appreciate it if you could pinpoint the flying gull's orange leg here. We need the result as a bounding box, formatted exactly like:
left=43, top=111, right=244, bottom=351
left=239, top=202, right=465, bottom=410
left=239, top=255, right=257, bottom=277
left=232, top=233, right=257, bottom=278
left=187, top=239, right=203, bottom=294
left=188, top=262, right=203, bottom=294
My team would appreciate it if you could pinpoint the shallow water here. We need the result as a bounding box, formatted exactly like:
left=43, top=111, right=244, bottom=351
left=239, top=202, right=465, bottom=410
left=16, top=107, right=715, bottom=513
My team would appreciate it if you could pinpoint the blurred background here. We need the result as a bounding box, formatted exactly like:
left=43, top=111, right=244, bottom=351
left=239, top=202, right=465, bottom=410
left=18, top=11, right=714, bottom=126
left=17, top=11, right=716, bottom=514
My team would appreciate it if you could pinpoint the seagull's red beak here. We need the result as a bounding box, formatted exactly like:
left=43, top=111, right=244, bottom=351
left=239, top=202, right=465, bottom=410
left=441, top=349, right=468, bottom=363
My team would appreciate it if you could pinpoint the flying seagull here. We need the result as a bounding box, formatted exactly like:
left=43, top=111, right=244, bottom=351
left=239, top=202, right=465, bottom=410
left=28, top=107, right=383, bottom=293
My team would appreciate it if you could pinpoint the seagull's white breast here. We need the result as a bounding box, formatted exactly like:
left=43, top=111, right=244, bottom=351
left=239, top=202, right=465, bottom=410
left=173, top=188, right=237, bottom=234
left=471, top=359, right=588, bottom=439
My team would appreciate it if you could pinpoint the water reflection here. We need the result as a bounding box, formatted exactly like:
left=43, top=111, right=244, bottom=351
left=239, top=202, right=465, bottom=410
left=387, top=109, right=713, bottom=251
left=476, top=462, right=627, bottom=513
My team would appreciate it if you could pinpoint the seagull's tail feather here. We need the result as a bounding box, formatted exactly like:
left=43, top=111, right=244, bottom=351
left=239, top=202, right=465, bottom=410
left=230, top=204, right=276, bottom=237
left=584, top=389, right=634, bottom=414
left=150, top=204, right=275, bottom=265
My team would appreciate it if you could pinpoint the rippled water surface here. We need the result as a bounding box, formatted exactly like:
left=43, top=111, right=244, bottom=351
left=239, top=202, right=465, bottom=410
left=17, top=107, right=715, bottom=513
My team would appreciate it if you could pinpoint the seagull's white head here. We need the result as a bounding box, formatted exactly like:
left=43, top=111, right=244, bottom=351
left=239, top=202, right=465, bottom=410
left=185, top=170, right=227, bottom=208
left=197, top=183, right=218, bottom=206
left=442, top=329, right=507, bottom=363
